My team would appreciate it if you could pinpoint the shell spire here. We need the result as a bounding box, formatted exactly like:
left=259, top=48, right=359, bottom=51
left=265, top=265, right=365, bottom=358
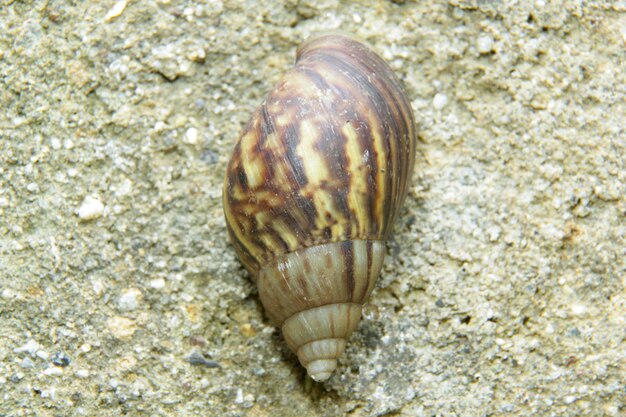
left=223, top=32, right=416, bottom=381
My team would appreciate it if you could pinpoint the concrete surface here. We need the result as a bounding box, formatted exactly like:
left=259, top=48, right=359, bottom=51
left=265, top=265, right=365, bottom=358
left=0, top=1, right=624, bottom=416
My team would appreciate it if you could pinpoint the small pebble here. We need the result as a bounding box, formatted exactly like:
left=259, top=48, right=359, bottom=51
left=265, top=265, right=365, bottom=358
left=571, top=303, right=587, bottom=316
left=113, top=178, right=132, bottom=197
left=104, top=0, right=128, bottom=22
left=26, top=183, right=40, bottom=193
left=51, top=352, right=71, bottom=367
left=1, top=289, right=15, bottom=300
left=235, top=388, right=244, bottom=404
left=251, top=367, right=266, bottom=376
left=243, top=394, right=255, bottom=407
left=149, top=278, right=166, bottom=289
left=563, top=395, right=578, bottom=405
left=43, top=366, right=63, bottom=376
left=77, top=196, right=104, bottom=221
left=40, top=387, right=57, bottom=400
left=477, top=35, right=495, bottom=54
left=433, top=93, right=448, bottom=110
left=14, top=339, right=41, bottom=356
left=20, top=357, right=35, bottom=368
left=36, top=350, right=49, bottom=360
left=188, top=351, right=220, bottom=368
left=76, top=369, right=89, bottom=378
left=185, top=127, right=198, bottom=144
left=50, top=137, right=61, bottom=150
left=107, top=316, right=137, bottom=340
left=240, top=323, right=256, bottom=337
left=9, top=373, right=24, bottom=383
left=117, top=288, right=142, bottom=311
left=201, top=149, right=218, bottom=164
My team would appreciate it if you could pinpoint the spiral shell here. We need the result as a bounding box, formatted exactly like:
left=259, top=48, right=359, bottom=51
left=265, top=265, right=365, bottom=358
left=223, top=32, right=416, bottom=381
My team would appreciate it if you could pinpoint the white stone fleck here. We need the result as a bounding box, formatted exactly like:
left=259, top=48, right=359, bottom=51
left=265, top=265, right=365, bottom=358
left=14, top=339, right=41, bottom=356
left=487, top=225, right=501, bottom=242
left=1, top=289, right=15, bottom=299
left=105, top=0, right=128, bottom=22
left=149, top=278, right=166, bottom=289
left=235, top=388, right=244, bottom=404
left=76, top=369, right=89, bottom=378
left=571, top=303, right=587, bottom=316
left=92, top=279, right=105, bottom=296
left=540, top=223, right=564, bottom=241
left=43, top=366, right=63, bottom=376
left=433, top=93, right=448, bottom=110
left=36, top=350, right=49, bottom=360
left=20, top=357, right=35, bottom=368
left=154, top=121, right=166, bottom=131
left=77, top=196, right=104, bottom=220
left=114, top=178, right=133, bottom=197
left=185, top=127, right=198, bottom=144
left=118, top=288, right=142, bottom=311
left=563, top=395, right=577, bottom=405
left=26, top=182, right=40, bottom=193
left=40, top=387, right=57, bottom=400
left=605, top=405, right=619, bottom=416
left=50, top=137, right=61, bottom=150
left=477, top=35, right=494, bottom=54
left=107, top=316, right=137, bottom=340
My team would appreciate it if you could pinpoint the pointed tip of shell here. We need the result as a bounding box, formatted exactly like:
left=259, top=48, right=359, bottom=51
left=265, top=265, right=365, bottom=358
left=307, top=359, right=337, bottom=382
left=298, top=338, right=347, bottom=382
left=281, top=303, right=362, bottom=382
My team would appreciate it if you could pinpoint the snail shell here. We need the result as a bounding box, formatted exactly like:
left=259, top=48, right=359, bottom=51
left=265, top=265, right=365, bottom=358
left=223, top=32, right=416, bottom=381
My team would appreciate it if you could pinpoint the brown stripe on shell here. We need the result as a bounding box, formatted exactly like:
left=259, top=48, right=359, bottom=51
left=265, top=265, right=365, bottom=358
left=360, top=240, right=374, bottom=301
left=316, top=39, right=415, bottom=231
left=298, top=62, right=383, bottom=236
left=341, top=240, right=355, bottom=299
left=223, top=33, right=416, bottom=275
left=299, top=52, right=401, bottom=237
left=294, top=66, right=358, bottom=236
left=296, top=64, right=383, bottom=238
left=257, top=240, right=386, bottom=325
left=256, top=103, right=318, bottom=247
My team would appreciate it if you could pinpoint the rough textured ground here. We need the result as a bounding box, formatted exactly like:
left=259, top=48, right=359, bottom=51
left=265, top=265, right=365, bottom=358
left=1, top=1, right=624, bottom=416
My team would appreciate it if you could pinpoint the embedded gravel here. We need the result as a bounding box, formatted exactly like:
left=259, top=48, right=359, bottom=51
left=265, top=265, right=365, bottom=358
left=1, top=1, right=624, bottom=416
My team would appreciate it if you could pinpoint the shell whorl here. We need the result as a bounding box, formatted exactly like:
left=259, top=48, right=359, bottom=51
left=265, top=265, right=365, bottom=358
left=223, top=32, right=416, bottom=381
left=259, top=240, right=385, bottom=381
left=223, top=32, right=416, bottom=274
